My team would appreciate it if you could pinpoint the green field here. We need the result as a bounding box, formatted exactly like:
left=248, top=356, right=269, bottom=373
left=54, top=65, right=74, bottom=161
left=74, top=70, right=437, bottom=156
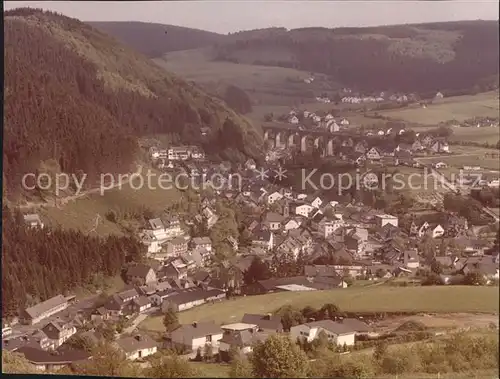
left=141, top=286, right=499, bottom=331
left=375, top=92, right=499, bottom=125
left=155, top=49, right=340, bottom=107
left=191, top=362, right=231, bottom=378
left=417, top=154, right=500, bottom=172
left=392, top=166, right=443, bottom=194
left=448, top=126, right=500, bottom=144
left=39, top=172, right=180, bottom=237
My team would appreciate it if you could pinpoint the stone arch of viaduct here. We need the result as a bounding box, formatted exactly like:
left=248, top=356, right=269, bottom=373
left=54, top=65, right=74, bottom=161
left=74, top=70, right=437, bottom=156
left=263, top=126, right=352, bottom=156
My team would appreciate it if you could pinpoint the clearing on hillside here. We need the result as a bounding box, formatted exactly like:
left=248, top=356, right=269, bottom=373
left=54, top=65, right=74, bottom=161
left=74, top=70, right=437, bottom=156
left=155, top=48, right=340, bottom=106
left=38, top=177, right=180, bottom=237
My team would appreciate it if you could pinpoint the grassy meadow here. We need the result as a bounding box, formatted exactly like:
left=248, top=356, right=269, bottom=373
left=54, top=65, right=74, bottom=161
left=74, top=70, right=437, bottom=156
left=374, top=92, right=499, bottom=125
left=140, top=285, right=499, bottom=331
left=39, top=171, right=180, bottom=237
left=155, top=49, right=340, bottom=106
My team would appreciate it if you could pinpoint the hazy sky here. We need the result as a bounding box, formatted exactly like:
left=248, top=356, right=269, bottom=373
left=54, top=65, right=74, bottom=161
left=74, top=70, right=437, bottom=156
left=4, top=1, right=499, bottom=34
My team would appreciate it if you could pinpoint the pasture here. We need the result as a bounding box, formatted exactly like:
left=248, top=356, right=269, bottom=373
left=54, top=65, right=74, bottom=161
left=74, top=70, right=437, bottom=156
left=140, top=285, right=499, bottom=331
left=374, top=91, right=499, bottom=125
left=417, top=155, right=500, bottom=172
left=39, top=171, right=180, bottom=237
left=155, top=48, right=340, bottom=106
left=448, top=126, right=500, bottom=144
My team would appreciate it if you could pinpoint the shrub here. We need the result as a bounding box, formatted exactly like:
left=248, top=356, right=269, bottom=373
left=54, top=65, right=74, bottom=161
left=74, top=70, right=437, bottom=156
left=324, top=355, right=375, bottom=379
left=395, top=320, right=427, bottom=332
left=381, top=347, right=421, bottom=374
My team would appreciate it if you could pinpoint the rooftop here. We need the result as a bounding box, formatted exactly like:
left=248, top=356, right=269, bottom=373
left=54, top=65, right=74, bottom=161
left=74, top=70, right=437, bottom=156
left=221, top=323, right=257, bottom=331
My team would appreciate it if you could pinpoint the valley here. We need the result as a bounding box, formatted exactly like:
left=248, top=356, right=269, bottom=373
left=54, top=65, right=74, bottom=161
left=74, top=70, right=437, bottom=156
left=2, top=5, right=499, bottom=379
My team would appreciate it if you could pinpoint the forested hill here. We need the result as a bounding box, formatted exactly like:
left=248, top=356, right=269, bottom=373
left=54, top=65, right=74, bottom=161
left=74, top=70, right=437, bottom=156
left=100, top=20, right=499, bottom=95
left=3, top=9, right=261, bottom=198
left=89, top=21, right=226, bottom=57
left=1, top=206, right=144, bottom=317
left=213, top=21, right=499, bottom=94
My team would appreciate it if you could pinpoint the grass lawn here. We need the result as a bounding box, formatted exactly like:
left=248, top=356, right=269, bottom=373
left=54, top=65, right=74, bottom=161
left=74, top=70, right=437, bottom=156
left=156, top=49, right=340, bottom=107
left=449, top=126, right=500, bottom=144
left=391, top=166, right=443, bottom=194
left=140, top=286, right=499, bottom=331
left=418, top=155, right=500, bottom=171
left=375, top=91, right=499, bottom=125
left=72, top=274, right=126, bottom=300
left=191, top=362, right=231, bottom=378
left=39, top=171, right=180, bottom=237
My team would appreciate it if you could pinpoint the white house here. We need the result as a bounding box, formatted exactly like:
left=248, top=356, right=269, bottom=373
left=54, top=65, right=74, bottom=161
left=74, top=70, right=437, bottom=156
left=340, top=118, right=350, bottom=126
left=295, top=204, right=315, bottom=218
left=169, top=322, right=223, bottom=352
left=283, top=218, right=301, bottom=231
left=267, top=191, right=284, bottom=205
left=434, top=162, right=447, bottom=169
left=290, top=320, right=356, bottom=346
left=115, top=335, right=158, bottom=360
left=419, top=222, right=444, bottom=238
left=218, top=323, right=264, bottom=356
left=306, top=196, right=323, bottom=209
left=374, top=214, right=399, bottom=228
left=430, top=224, right=445, bottom=238
left=318, top=217, right=344, bottom=239
left=42, top=320, right=77, bottom=349
left=23, top=214, right=44, bottom=229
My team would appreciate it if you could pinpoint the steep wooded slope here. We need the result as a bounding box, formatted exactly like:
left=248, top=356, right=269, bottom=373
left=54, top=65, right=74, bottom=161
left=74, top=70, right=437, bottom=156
left=3, top=9, right=261, bottom=198
left=89, top=21, right=226, bottom=57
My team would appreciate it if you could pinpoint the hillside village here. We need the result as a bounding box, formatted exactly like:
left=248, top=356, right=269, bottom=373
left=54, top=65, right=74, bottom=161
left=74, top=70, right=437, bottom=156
left=4, top=125, right=499, bottom=370
left=2, top=6, right=499, bottom=377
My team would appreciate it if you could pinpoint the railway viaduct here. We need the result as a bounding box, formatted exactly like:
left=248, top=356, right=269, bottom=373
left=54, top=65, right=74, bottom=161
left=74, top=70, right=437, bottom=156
left=262, top=124, right=359, bottom=156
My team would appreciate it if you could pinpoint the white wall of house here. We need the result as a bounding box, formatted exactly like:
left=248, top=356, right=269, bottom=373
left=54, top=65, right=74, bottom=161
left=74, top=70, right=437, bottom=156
left=407, top=261, right=420, bottom=269
left=432, top=226, right=445, bottom=238
left=284, top=220, right=300, bottom=231
left=177, top=299, right=205, bottom=312
left=376, top=216, right=398, bottom=228
left=27, top=302, right=69, bottom=325
left=269, top=222, right=281, bottom=231
left=146, top=240, right=161, bottom=254
left=126, top=346, right=158, bottom=360
left=268, top=192, right=283, bottom=204
left=290, top=325, right=355, bottom=346
left=295, top=205, right=313, bottom=217
left=191, top=334, right=223, bottom=351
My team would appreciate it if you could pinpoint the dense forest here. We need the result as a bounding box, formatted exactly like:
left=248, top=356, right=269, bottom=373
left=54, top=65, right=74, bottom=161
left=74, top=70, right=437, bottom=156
left=1, top=206, right=144, bottom=318
left=223, top=85, right=253, bottom=114
left=89, top=21, right=226, bottom=58
left=3, top=9, right=261, bottom=198
left=213, top=21, right=499, bottom=94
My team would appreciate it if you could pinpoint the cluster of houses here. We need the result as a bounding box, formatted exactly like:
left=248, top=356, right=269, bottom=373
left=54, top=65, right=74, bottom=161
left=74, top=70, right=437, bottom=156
left=288, top=109, right=350, bottom=133
left=165, top=313, right=375, bottom=360
left=447, top=116, right=499, bottom=129
left=330, top=134, right=449, bottom=167
left=8, top=115, right=498, bottom=372
left=340, top=92, right=419, bottom=104
left=150, top=145, right=205, bottom=162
